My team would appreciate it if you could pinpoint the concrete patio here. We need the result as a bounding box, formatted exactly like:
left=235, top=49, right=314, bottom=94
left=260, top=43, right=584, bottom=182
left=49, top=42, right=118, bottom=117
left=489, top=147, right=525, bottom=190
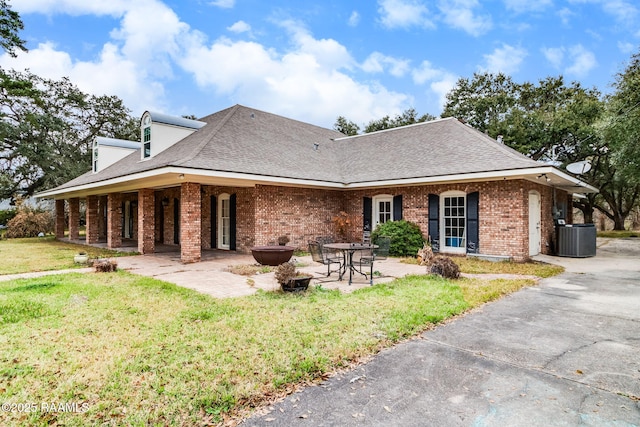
left=115, top=251, right=429, bottom=298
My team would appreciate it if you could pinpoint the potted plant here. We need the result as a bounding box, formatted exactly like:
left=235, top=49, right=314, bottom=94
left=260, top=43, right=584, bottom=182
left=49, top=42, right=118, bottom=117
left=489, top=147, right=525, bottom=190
left=274, top=261, right=312, bottom=292
left=74, top=251, right=89, bottom=264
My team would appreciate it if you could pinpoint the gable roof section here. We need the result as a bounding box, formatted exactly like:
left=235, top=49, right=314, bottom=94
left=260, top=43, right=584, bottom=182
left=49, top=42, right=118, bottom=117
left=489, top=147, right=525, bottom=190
left=40, top=104, right=597, bottom=196
left=331, top=117, right=541, bottom=183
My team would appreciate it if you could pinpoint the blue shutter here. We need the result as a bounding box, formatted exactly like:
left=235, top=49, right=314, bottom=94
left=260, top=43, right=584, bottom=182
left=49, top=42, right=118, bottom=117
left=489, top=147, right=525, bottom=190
left=466, top=192, right=479, bottom=254
left=230, top=194, right=237, bottom=251
left=363, top=197, right=372, bottom=231
left=211, top=195, right=217, bottom=249
left=428, top=194, right=440, bottom=252
left=393, top=194, right=403, bottom=221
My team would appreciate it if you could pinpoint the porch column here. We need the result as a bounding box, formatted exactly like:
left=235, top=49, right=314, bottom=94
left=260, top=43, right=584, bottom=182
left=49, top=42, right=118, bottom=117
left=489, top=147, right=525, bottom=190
left=180, top=182, right=201, bottom=263
left=55, top=199, right=65, bottom=239
left=68, top=197, right=80, bottom=241
left=85, top=195, right=99, bottom=244
left=107, top=192, right=122, bottom=249
left=137, top=188, right=155, bottom=254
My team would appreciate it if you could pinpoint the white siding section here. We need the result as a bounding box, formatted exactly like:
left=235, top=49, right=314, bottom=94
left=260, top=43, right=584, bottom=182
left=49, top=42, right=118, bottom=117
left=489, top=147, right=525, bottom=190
left=150, top=122, right=198, bottom=157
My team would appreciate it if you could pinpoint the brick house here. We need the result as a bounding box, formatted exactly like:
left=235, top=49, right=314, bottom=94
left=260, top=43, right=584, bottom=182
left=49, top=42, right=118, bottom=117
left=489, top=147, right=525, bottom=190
left=37, top=104, right=597, bottom=263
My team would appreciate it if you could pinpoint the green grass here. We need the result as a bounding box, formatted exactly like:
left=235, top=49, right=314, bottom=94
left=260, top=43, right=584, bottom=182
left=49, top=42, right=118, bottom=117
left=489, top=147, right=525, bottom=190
left=0, top=236, right=135, bottom=275
left=597, top=230, right=639, bottom=238
left=0, top=270, right=538, bottom=426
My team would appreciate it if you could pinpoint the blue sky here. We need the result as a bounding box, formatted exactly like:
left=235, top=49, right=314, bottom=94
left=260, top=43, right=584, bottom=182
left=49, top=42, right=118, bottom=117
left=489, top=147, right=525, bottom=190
left=2, top=0, right=639, bottom=128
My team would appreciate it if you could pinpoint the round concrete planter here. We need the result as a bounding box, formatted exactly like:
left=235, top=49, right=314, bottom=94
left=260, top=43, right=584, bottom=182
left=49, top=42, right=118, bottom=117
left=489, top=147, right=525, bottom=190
left=280, top=275, right=312, bottom=292
left=74, top=253, right=89, bottom=264
left=250, top=246, right=295, bottom=266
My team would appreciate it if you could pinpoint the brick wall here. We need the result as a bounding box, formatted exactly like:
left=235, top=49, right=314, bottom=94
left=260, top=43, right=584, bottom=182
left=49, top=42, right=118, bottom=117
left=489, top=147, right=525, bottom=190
left=55, top=199, right=65, bottom=239
left=180, top=182, right=201, bottom=263
left=107, top=192, right=122, bottom=248
left=68, top=197, right=80, bottom=241
left=253, top=185, right=344, bottom=249
left=85, top=195, right=99, bottom=244
left=137, top=188, right=155, bottom=254
left=340, top=180, right=563, bottom=261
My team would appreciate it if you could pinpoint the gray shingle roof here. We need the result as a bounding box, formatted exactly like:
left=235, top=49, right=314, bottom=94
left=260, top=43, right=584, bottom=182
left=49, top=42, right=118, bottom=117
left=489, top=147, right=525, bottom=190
left=49, top=104, right=544, bottom=192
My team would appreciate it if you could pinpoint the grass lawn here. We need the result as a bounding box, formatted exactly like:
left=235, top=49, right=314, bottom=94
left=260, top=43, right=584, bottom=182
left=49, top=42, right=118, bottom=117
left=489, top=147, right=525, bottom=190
left=0, top=268, right=537, bottom=426
left=400, top=256, right=564, bottom=277
left=0, top=236, right=134, bottom=275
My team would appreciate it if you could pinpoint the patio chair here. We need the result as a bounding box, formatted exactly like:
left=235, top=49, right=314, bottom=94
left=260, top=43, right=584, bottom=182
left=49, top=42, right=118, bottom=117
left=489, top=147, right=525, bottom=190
left=308, top=240, right=342, bottom=276
left=358, top=236, right=391, bottom=284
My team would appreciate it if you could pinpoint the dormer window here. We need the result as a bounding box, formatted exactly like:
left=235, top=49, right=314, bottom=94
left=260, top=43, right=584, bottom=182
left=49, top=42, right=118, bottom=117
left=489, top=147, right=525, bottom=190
left=142, top=114, right=152, bottom=159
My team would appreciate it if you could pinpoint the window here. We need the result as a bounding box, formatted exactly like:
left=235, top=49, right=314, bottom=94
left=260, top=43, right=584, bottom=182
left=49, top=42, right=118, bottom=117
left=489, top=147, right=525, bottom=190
left=143, top=126, right=151, bottom=158
left=441, top=191, right=466, bottom=253
left=218, top=194, right=230, bottom=250
left=373, top=195, right=393, bottom=229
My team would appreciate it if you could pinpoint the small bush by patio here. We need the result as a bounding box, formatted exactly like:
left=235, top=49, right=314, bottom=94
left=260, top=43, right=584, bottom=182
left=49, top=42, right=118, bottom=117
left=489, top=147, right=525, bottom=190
left=371, top=219, right=425, bottom=257
left=429, top=255, right=460, bottom=279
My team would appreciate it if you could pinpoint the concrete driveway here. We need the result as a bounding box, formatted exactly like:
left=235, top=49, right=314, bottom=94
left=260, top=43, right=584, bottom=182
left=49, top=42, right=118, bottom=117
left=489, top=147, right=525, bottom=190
left=243, top=238, right=640, bottom=426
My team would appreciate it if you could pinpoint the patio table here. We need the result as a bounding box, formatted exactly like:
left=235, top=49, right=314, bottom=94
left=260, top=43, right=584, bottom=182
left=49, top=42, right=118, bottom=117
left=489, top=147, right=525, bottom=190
left=323, top=242, right=378, bottom=285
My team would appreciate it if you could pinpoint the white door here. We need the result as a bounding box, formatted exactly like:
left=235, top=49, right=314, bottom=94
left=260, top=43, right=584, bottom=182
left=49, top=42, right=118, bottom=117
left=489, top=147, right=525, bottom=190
left=529, top=191, right=541, bottom=256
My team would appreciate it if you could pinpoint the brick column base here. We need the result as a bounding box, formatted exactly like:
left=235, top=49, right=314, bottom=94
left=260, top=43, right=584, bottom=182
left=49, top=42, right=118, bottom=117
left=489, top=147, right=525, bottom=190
left=137, top=189, right=155, bottom=254
left=180, top=182, right=201, bottom=263
left=107, top=193, right=122, bottom=249
left=55, top=199, right=65, bottom=239
left=85, top=195, right=99, bottom=244
left=68, top=197, right=80, bottom=241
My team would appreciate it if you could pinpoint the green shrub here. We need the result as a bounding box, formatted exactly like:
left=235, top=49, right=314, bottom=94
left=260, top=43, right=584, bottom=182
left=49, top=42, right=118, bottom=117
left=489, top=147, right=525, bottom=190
left=0, top=208, right=17, bottom=226
left=371, top=219, right=425, bottom=257
left=5, top=206, right=54, bottom=238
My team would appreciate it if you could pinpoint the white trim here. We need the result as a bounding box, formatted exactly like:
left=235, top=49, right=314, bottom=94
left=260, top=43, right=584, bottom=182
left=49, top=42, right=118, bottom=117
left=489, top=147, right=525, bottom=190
left=440, top=190, right=467, bottom=255
left=35, top=165, right=598, bottom=200
left=218, top=193, right=231, bottom=250
left=372, top=194, right=393, bottom=230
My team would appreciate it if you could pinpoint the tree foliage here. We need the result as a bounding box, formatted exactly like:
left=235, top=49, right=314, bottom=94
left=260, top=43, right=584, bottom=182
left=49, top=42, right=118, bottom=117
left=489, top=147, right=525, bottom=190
left=0, top=0, right=26, bottom=57
left=0, top=68, right=138, bottom=199
left=333, top=108, right=436, bottom=136
left=333, top=116, right=360, bottom=136
left=364, top=108, right=436, bottom=133
left=593, top=49, right=640, bottom=229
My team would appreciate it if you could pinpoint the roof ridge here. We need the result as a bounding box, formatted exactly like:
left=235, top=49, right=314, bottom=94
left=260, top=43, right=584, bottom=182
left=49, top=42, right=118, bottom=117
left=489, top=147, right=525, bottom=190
left=175, top=105, right=240, bottom=166
left=333, top=116, right=453, bottom=141
left=453, top=120, right=540, bottom=165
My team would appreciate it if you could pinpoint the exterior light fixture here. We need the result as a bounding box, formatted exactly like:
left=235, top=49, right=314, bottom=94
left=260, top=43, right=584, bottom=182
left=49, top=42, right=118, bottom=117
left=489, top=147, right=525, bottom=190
left=178, top=173, right=185, bottom=180
left=161, top=197, right=169, bottom=207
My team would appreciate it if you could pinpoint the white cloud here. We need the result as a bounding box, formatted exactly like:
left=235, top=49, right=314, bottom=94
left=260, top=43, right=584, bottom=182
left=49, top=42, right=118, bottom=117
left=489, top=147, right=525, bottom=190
left=565, top=44, right=597, bottom=77
left=481, top=44, right=528, bottom=75
left=557, top=7, right=574, bottom=26
left=14, top=0, right=133, bottom=16
left=503, top=0, right=552, bottom=13
left=542, top=47, right=565, bottom=68
left=0, top=42, right=163, bottom=113
left=209, top=0, right=235, bottom=9
left=227, top=21, right=251, bottom=34
left=412, top=61, right=458, bottom=111
left=377, top=0, right=435, bottom=30
left=438, top=0, right=492, bottom=36
left=8, top=0, right=416, bottom=126
left=568, top=0, right=639, bottom=26
left=362, top=52, right=410, bottom=77
left=618, top=41, right=635, bottom=54
left=348, top=11, right=360, bottom=27
left=178, top=22, right=409, bottom=126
